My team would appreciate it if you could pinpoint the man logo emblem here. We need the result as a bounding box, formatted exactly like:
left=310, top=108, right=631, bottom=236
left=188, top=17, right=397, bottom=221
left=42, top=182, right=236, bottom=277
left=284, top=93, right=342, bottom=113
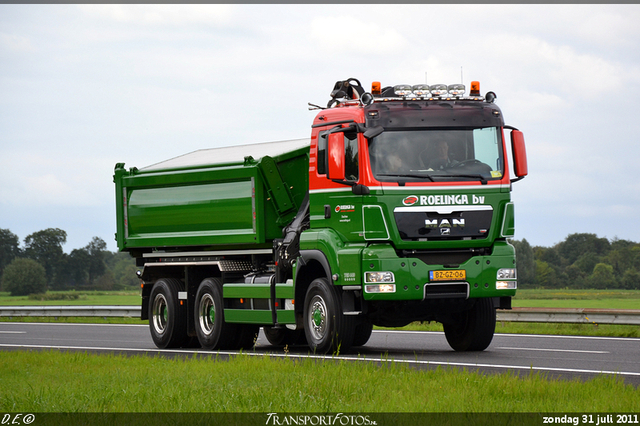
left=440, top=228, right=451, bottom=236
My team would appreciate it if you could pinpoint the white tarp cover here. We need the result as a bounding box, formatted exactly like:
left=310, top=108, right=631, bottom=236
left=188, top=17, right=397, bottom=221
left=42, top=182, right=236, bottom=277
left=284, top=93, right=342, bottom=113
left=142, top=138, right=310, bottom=171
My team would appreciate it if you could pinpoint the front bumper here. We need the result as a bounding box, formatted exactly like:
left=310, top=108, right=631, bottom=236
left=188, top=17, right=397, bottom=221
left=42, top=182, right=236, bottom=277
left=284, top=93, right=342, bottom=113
left=360, top=241, right=517, bottom=301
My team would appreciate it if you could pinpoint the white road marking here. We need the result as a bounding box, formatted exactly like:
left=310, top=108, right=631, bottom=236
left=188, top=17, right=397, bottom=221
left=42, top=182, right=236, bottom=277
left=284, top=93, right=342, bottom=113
left=0, top=322, right=146, bottom=328
left=372, top=330, right=640, bottom=342
left=1, top=343, right=638, bottom=378
left=497, top=346, right=609, bottom=354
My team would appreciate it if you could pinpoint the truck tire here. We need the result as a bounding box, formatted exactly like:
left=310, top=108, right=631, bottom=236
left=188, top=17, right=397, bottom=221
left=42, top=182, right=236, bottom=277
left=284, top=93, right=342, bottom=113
left=263, top=326, right=306, bottom=346
left=194, top=278, right=237, bottom=350
left=303, top=278, right=355, bottom=354
left=232, top=325, right=260, bottom=350
left=443, top=298, right=496, bottom=352
left=352, top=321, right=373, bottom=347
left=149, top=278, right=188, bottom=349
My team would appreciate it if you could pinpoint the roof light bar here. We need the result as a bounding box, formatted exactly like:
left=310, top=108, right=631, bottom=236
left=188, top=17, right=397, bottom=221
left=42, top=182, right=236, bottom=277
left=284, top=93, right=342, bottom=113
left=429, top=84, right=448, bottom=96
left=447, top=84, right=466, bottom=96
left=373, top=81, right=483, bottom=99
left=412, top=84, right=431, bottom=97
left=393, top=85, right=413, bottom=96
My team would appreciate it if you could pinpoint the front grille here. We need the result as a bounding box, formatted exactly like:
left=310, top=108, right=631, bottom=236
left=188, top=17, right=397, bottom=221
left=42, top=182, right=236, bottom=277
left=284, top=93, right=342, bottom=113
left=401, top=247, right=490, bottom=267
left=394, top=208, right=493, bottom=241
left=424, top=282, right=469, bottom=299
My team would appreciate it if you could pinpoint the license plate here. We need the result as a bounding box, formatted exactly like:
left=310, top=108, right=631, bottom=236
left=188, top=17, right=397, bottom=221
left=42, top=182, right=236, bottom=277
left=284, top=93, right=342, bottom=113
left=429, top=270, right=466, bottom=281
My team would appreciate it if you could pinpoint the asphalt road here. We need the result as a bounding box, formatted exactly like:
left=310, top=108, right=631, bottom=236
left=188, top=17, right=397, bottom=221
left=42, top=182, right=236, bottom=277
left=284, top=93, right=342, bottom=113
left=1, top=322, right=639, bottom=385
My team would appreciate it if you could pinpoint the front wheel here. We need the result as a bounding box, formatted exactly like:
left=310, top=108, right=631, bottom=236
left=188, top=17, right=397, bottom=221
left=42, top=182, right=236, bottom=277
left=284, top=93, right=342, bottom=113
left=443, top=298, right=496, bottom=352
left=303, top=278, right=355, bottom=354
left=352, top=321, right=373, bottom=347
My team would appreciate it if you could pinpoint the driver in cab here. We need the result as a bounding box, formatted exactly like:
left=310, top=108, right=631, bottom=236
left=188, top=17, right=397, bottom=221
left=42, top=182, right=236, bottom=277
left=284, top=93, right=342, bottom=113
left=421, top=140, right=457, bottom=170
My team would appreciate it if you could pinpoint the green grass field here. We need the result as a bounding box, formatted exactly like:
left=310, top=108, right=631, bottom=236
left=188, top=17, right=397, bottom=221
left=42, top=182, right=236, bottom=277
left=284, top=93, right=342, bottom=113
left=513, top=289, right=640, bottom=310
left=0, top=290, right=141, bottom=306
left=1, top=290, right=639, bottom=416
left=0, top=350, right=637, bottom=413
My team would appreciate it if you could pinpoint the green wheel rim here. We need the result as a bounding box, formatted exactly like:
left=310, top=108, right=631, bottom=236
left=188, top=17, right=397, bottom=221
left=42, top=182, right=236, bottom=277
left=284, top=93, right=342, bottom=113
left=308, top=295, right=327, bottom=341
left=152, top=293, right=168, bottom=334
left=199, top=293, right=215, bottom=336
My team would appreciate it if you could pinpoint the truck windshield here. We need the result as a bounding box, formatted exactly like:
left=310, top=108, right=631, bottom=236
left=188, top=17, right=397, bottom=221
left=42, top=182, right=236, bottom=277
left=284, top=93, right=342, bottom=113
left=368, top=127, right=504, bottom=184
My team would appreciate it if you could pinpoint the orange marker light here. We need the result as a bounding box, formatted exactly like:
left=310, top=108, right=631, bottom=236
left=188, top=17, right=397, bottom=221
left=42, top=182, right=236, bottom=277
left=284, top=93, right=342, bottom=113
left=372, top=81, right=381, bottom=95
left=470, top=81, right=480, bottom=96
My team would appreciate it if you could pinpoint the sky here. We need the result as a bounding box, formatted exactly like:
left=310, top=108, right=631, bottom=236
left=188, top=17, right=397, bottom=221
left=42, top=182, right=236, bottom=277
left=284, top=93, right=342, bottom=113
left=1, top=4, right=640, bottom=253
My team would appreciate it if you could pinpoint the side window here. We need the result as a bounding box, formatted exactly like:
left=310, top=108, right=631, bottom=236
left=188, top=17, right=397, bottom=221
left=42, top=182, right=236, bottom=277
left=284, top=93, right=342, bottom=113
left=344, top=132, right=359, bottom=181
left=317, top=132, right=328, bottom=175
left=472, top=127, right=502, bottom=172
left=317, top=128, right=359, bottom=181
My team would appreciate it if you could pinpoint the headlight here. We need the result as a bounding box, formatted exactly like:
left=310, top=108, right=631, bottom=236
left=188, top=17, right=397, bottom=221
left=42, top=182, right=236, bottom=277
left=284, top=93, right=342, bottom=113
left=365, top=284, right=396, bottom=294
left=447, top=84, right=466, bottom=96
left=497, top=268, right=517, bottom=279
left=412, top=84, right=431, bottom=97
left=496, top=281, right=517, bottom=290
left=393, top=85, right=413, bottom=97
left=364, top=271, right=395, bottom=293
left=364, top=271, right=395, bottom=283
left=429, top=84, right=448, bottom=96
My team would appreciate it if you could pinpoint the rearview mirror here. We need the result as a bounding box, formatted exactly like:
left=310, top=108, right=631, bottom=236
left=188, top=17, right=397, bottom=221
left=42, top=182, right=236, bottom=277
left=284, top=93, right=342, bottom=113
left=327, top=132, right=345, bottom=181
left=364, top=126, right=384, bottom=139
left=511, top=130, right=528, bottom=180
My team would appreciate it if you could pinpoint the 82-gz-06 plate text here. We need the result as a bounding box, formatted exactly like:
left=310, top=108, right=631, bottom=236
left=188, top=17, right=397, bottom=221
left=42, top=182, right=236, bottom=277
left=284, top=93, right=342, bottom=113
left=429, top=270, right=466, bottom=281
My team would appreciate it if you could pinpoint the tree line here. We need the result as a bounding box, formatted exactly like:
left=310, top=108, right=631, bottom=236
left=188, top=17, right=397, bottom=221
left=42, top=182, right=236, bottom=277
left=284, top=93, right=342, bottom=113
left=2, top=227, right=639, bottom=295
left=511, top=233, right=640, bottom=289
left=0, top=228, right=138, bottom=296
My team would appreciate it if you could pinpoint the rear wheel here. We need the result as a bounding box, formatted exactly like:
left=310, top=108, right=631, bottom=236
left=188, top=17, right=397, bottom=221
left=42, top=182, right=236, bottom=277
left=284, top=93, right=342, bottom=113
left=263, top=326, right=306, bottom=346
left=303, top=278, right=355, bottom=354
left=443, top=298, right=496, bottom=352
left=149, top=278, right=188, bottom=349
left=194, top=278, right=237, bottom=350
left=232, top=325, right=260, bottom=350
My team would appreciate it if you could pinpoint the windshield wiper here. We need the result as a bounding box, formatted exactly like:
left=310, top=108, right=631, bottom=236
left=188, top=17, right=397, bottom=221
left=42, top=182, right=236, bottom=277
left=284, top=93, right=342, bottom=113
left=445, top=174, right=488, bottom=185
left=378, top=172, right=489, bottom=185
left=377, top=173, right=435, bottom=182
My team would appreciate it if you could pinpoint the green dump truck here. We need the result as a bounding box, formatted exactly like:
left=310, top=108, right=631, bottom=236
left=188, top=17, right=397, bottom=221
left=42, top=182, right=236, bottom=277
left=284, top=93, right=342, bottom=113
left=114, top=78, right=528, bottom=353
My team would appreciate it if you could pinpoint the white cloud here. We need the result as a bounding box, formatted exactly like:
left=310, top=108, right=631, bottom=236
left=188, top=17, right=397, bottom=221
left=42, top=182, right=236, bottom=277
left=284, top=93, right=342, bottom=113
left=502, top=90, right=569, bottom=124
left=309, top=15, right=407, bottom=55
left=0, top=32, right=35, bottom=52
left=3, top=4, right=640, bottom=249
left=0, top=152, right=112, bottom=209
left=77, top=5, right=235, bottom=26
left=552, top=5, right=640, bottom=51
left=467, top=33, right=629, bottom=99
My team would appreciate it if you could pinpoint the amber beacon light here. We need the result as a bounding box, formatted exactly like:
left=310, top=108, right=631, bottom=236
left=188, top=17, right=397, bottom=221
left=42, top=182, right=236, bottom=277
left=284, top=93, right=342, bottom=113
left=470, top=81, right=481, bottom=96
left=371, top=81, right=381, bottom=95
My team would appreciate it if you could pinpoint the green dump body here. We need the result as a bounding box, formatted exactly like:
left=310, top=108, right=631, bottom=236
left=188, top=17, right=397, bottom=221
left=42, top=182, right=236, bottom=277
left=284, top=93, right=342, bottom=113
left=113, top=139, right=310, bottom=252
